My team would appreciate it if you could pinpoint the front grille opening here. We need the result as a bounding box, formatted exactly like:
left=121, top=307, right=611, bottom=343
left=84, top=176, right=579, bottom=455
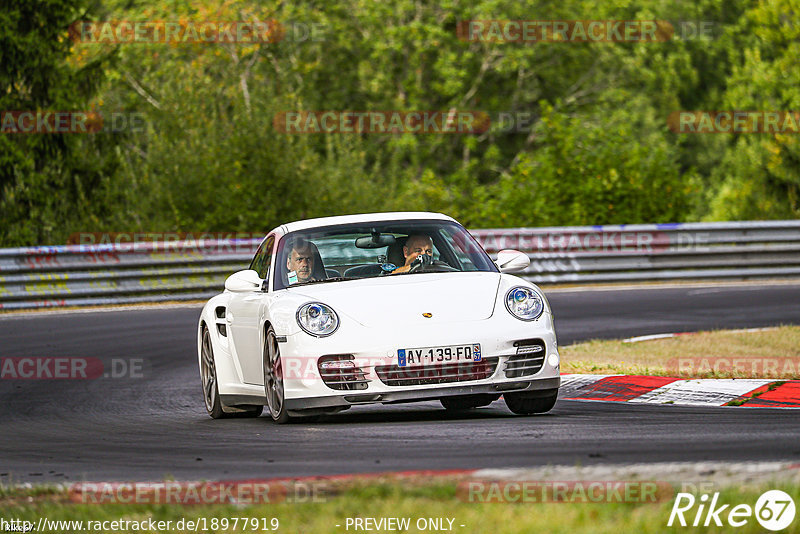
left=216, top=324, right=227, bottom=337
left=375, top=358, right=498, bottom=387
left=215, top=306, right=226, bottom=319
left=505, top=338, right=546, bottom=378
left=318, top=355, right=369, bottom=391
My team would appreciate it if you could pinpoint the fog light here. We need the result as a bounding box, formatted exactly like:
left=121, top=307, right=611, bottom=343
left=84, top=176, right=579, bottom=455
left=548, top=353, right=560, bottom=367
left=320, top=360, right=356, bottom=370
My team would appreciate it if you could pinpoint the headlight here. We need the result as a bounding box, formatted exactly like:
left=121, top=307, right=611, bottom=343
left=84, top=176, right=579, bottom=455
left=296, top=302, right=339, bottom=337
left=504, top=287, right=544, bottom=321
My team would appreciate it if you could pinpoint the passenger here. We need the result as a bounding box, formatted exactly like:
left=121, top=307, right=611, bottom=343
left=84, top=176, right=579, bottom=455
left=392, top=234, right=433, bottom=274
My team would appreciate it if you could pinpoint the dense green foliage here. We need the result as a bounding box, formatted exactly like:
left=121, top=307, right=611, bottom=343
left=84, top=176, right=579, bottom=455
left=1, top=0, right=798, bottom=245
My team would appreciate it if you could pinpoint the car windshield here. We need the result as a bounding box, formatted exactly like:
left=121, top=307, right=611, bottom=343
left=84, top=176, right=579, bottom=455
left=273, top=219, right=498, bottom=290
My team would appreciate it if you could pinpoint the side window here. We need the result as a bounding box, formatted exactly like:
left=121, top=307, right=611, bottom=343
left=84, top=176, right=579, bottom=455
left=249, top=235, right=275, bottom=281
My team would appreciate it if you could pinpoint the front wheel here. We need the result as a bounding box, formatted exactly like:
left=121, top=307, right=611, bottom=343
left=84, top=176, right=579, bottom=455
left=264, top=326, right=291, bottom=424
left=200, top=328, right=226, bottom=419
left=504, top=389, right=558, bottom=415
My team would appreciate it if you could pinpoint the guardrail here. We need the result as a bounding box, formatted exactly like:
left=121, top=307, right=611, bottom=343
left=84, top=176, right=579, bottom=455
left=471, top=220, right=800, bottom=284
left=1, top=220, right=798, bottom=310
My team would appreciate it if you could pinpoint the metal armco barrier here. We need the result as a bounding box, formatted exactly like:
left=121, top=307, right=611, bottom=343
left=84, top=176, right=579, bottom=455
left=472, top=220, right=800, bottom=284
left=0, top=239, right=261, bottom=310
left=1, top=220, right=799, bottom=310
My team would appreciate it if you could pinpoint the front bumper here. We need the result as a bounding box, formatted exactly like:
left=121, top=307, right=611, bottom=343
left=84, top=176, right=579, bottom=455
left=278, top=311, right=560, bottom=410
left=284, top=376, right=560, bottom=411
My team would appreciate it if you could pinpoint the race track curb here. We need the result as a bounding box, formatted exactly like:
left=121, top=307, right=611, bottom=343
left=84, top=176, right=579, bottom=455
left=560, top=374, right=800, bottom=408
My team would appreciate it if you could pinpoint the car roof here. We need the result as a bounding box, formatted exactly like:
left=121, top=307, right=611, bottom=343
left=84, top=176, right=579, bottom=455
left=277, top=211, right=457, bottom=234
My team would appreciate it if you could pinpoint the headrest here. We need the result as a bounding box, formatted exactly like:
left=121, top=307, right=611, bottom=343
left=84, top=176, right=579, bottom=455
left=386, top=237, right=407, bottom=267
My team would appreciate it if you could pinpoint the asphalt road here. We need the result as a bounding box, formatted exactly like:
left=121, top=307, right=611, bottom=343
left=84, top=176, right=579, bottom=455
left=1, top=283, right=799, bottom=483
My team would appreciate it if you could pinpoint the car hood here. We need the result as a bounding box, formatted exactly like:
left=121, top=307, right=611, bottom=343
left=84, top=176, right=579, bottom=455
left=286, top=272, right=502, bottom=327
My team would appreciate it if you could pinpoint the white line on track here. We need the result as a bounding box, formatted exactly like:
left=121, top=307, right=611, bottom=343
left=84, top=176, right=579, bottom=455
left=630, top=379, right=774, bottom=406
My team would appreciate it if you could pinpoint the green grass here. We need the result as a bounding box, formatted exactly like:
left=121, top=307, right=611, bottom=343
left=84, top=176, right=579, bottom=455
left=1, top=479, right=798, bottom=533
left=561, top=325, right=800, bottom=378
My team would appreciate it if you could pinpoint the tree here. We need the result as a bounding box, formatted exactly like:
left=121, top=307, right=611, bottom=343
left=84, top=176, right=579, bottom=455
left=705, top=0, right=800, bottom=219
left=0, top=0, right=116, bottom=245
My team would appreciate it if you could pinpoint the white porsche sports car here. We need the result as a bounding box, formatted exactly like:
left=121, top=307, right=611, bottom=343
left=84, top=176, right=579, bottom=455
left=197, top=212, right=560, bottom=422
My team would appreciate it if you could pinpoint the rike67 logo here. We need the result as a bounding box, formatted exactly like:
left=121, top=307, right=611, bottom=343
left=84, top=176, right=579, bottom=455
left=668, top=490, right=796, bottom=531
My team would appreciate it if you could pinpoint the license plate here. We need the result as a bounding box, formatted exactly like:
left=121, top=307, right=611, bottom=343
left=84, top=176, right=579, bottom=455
left=397, top=344, right=481, bottom=367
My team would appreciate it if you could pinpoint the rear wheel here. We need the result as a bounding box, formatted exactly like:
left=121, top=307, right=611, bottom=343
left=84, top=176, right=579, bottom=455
left=504, top=389, right=558, bottom=415
left=201, top=328, right=262, bottom=418
left=264, top=326, right=291, bottom=424
left=440, top=394, right=499, bottom=411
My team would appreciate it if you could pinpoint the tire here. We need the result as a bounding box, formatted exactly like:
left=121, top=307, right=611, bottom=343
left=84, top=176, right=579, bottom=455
left=200, top=327, right=226, bottom=419
left=200, top=327, right=262, bottom=419
left=440, top=394, right=499, bottom=411
left=504, top=389, right=558, bottom=415
left=264, top=326, right=291, bottom=424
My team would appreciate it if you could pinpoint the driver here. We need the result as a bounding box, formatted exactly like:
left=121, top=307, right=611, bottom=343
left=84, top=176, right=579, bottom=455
left=286, top=239, right=317, bottom=284
left=391, top=234, right=433, bottom=274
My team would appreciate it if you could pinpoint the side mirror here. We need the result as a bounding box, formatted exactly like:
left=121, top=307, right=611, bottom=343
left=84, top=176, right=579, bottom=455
left=495, top=249, right=530, bottom=273
left=225, top=269, right=263, bottom=292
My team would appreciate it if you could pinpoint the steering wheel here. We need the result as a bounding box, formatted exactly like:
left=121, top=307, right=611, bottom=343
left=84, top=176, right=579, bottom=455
left=407, top=254, right=429, bottom=273
left=408, top=255, right=457, bottom=273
